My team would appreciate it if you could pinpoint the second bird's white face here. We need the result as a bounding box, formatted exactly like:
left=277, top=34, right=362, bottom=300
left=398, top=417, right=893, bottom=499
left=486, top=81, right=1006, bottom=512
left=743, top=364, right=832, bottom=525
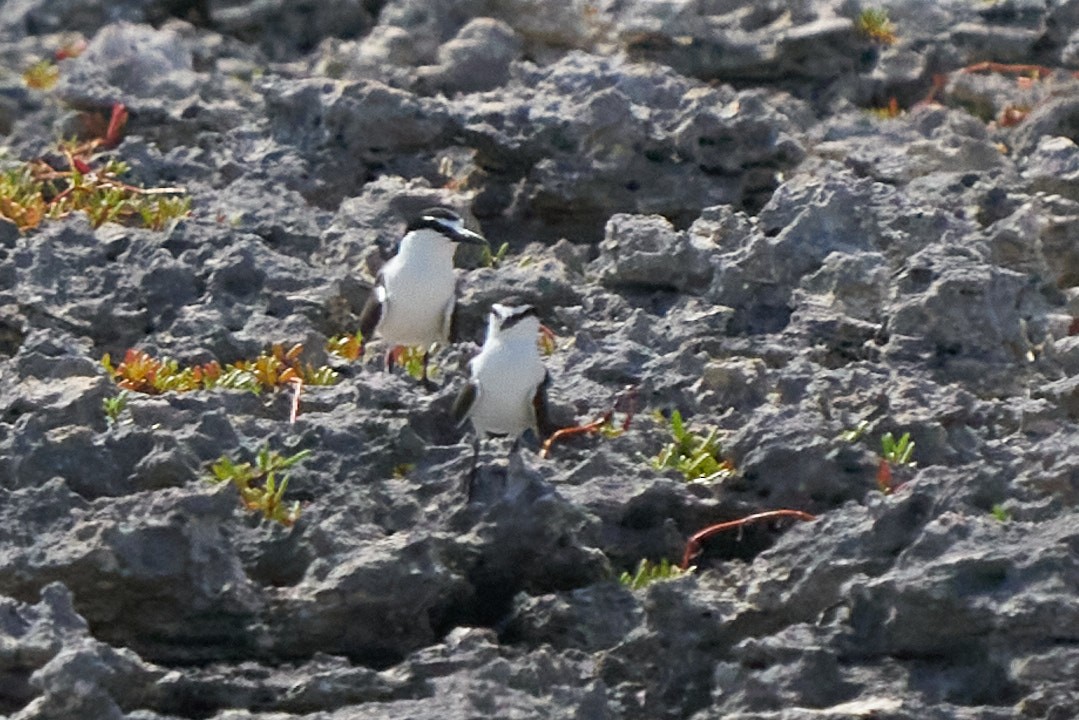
left=397, top=226, right=458, bottom=261
left=488, top=303, right=540, bottom=342
left=398, top=211, right=485, bottom=261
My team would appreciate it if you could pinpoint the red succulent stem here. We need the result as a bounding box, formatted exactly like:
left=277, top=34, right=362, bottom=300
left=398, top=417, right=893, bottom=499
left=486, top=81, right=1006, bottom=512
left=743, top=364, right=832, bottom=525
left=540, top=411, right=613, bottom=458
left=681, top=509, right=817, bottom=569
left=103, top=103, right=128, bottom=149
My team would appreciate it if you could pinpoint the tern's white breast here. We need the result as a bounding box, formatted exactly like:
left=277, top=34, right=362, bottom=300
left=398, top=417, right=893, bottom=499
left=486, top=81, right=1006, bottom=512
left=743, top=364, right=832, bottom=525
left=469, top=338, right=545, bottom=438
left=377, top=236, right=456, bottom=346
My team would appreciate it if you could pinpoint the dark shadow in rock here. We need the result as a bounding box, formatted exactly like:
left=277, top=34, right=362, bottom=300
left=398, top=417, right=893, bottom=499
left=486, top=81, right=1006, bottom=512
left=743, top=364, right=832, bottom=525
left=515, top=205, right=613, bottom=247
left=156, top=0, right=212, bottom=26
left=439, top=459, right=609, bottom=634
left=0, top=309, right=25, bottom=357
left=240, top=529, right=313, bottom=588
left=205, top=0, right=381, bottom=61
left=905, top=647, right=1026, bottom=706
left=0, top=668, right=34, bottom=716
left=500, top=581, right=643, bottom=652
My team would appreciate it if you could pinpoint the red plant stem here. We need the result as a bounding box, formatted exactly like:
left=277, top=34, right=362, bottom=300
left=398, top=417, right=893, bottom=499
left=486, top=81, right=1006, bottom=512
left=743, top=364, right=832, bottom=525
left=918, top=62, right=1079, bottom=112
left=681, top=509, right=817, bottom=569
left=33, top=154, right=185, bottom=195
left=617, top=385, right=639, bottom=431
left=47, top=185, right=75, bottom=206
left=876, top=458, right=893, bottom=494
left=539, top=324, right=556, bottom=345
left=540, top=410, right=613, bottom=458
left=958, top=61, right=1056, bottom=78
left=55, top=39, right=87, bottom=61
left=103, top=103, right=128, bottom=149
left=917, top=73, right=947, bottom=106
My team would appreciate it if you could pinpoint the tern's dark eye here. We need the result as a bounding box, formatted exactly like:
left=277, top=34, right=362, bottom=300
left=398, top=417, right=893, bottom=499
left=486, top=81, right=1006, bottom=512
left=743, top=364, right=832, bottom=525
left=499, top=306, right=537, bottom=330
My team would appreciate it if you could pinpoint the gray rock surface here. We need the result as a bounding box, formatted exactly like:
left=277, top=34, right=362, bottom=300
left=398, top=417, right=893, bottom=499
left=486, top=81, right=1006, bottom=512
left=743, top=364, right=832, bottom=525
left=3, top=1, right=1079, bottom=719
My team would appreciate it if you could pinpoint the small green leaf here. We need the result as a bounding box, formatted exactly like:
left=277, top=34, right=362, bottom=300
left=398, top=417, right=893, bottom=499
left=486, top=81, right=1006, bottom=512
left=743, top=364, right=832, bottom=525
left=278, top=449, right=312, bottom=469
left=210, top=457, right=234, bottom=482
left=881, top=431, right=915, bottom=466
left=670, top=410, right=685, bottom=440
left=619, top=558, right=691, bottom=590
left=839, top=420, right=870, bottom=443
left=651, top=409, right=733, bottom=483
left=206, top=447, right=308, bottom=527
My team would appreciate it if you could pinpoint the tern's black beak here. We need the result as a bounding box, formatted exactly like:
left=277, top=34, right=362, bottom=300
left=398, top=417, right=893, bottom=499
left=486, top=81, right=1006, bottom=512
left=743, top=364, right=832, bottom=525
left=410, top=207, right=488, bottom=246
left=450, top=226, right=487, bottom=246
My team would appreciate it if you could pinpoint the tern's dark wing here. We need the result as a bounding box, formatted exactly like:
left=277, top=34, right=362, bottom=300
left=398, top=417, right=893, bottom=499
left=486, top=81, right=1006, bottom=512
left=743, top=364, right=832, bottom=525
left=451, top=379, right=478, bottom=427
left=532, top=371, right=555, bottom=440
left=439, top=298, right=455, bottom=344
left=448, top=302, right=461, bottom=343
left=358, top=273, right=385, bottom=341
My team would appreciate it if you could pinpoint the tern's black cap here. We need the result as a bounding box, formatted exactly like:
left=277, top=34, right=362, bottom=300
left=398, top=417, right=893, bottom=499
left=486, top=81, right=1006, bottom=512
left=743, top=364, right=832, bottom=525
left=493, top=301, right=537, bottom=330
left=407, top=207, right=486, bottom=245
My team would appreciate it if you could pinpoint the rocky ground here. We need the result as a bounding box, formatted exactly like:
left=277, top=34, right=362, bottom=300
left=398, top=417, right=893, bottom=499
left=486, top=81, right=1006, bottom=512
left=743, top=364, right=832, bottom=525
left=2, top=0, right=1079, bottom=718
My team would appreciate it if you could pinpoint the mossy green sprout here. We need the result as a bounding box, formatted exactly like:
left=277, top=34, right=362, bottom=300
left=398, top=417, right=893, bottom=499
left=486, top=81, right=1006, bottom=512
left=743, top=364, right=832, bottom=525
left=23, top=59, right=59, bottom=90
left=103, top=344, right=339, bottom=396
left=481, top=241, right=510, bottom=268
left=102, top=390, right=130, bottom=428
left=102, top=350, right=222, bottom=394
left=0, top=142, right=190, bottom=232
left=877, top=431, right=915, bottom=494
left=0, top=167, right=49, bottom=231
left=990, top=504, right=1011, bottom=522
left=856, top=7, right=897, bottom=45
left=23, top=39, right=85, bottom=90
left=207, top=447, right=310, bottom=526
left=839, top=420, right=871, bottom=443
left=326, top=330, right=364, bottom=362
left=619, top=558, right=693, bottom=590
left=880, top=431, right=915, bottom=466
left=330, top=331, right=448, bottom=385
left=390, top=345, right=434, bottom=381
left=868, top=97, right=902, bottom=120
left=652, top=410, right=735, bottom=483
left=538, top=324, right=558, bottom=356
left=136, top=195, right=192, bottom=231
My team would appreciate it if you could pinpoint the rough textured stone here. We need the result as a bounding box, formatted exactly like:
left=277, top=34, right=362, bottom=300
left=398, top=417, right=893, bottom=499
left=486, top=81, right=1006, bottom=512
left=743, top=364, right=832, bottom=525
left=2, top=2, right=1079, bottom=718
left=57, top=22, right=195, bottom=107
left=593, top=213, right=714, bottom=292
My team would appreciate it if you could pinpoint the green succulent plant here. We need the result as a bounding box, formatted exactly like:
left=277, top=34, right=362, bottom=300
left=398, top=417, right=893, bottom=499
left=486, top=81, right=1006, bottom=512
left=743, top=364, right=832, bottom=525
left=652, top=410, right=735, bottom=483
left=880, top=431, right=915, bottom=466
left=207, top=447, right=310, bottom=526
left=619, top=558, right=693, bottom=590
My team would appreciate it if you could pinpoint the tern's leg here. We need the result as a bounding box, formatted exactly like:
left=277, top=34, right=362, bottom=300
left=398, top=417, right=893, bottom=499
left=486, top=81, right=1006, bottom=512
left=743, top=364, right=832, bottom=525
left=385, top=347, right=396, bottom=373
left=466, top=435, right=481, bottom=501
left=420, top=350, right=439, bottom=391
